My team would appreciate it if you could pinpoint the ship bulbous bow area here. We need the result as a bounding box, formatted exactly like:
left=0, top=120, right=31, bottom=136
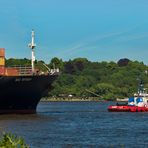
left=0, top=74, right=58, bottom=114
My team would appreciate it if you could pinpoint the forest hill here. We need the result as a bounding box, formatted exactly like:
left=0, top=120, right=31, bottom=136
left=6, top=57, right=148, bottom=100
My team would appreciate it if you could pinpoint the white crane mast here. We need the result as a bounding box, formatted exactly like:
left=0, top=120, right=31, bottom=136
left=28, top=30, right=36, bottom=74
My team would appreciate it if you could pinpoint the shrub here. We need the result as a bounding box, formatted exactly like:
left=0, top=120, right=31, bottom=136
left=0, top=132, right=29, bottom=148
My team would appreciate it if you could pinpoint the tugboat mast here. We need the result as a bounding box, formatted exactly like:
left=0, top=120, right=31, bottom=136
left=28, top=30, right=36, bottom=73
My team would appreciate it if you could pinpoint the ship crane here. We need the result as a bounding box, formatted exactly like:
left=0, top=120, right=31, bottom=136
left=28, top=30, right=36, bottom=74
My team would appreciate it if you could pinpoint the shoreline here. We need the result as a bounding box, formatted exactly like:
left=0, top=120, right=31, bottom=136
left=40, top=97, right=112, bottom=102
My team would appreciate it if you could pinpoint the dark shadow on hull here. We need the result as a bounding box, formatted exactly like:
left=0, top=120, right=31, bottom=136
left=0, top=75, right=58, bottom=114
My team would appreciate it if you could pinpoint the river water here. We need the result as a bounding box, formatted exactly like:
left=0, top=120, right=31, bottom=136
left=0, top=101, right=147, bottom=148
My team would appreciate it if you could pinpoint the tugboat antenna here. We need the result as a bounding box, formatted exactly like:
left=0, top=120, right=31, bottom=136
left=28, top=29, right=36, bottom=74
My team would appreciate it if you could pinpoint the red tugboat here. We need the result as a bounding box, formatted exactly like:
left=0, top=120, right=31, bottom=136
left=108, top=82, right=148, bottom=112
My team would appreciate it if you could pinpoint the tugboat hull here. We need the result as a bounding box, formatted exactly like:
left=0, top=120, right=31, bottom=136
left=108, top=105, right=148, bottom=112
left=108, top=105, right=131, bottom=112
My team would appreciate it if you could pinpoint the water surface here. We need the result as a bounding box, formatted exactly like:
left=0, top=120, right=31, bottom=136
left=0, top=101, right=147, bottom=148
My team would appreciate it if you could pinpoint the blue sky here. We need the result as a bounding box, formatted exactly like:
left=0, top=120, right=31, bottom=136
left=0, top=0, right=148, bottom=64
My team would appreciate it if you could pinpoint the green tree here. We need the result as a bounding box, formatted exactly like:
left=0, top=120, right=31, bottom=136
left=49, top=57, right=63, bottom=70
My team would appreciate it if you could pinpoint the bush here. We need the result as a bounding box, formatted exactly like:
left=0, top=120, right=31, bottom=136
left=0, top=132, right=29, bottom=148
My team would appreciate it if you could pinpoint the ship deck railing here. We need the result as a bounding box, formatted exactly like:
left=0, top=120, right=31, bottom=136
left=18, top=66, right=32, bottom=76
left=7, top=66, right=33, bottom=76
left=7, top=66, right=60, bottom=76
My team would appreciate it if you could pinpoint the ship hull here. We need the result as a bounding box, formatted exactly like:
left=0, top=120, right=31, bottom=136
left=0, top=75, right=58, bottom=114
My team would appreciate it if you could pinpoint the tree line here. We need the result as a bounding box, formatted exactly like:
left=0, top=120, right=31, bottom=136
left=6, top=57, right=148, bottom=100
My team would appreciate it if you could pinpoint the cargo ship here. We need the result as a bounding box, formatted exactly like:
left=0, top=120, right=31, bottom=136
left=0, top=30, right=59, bottom=114
left=108, top=82, right=148, bottom=112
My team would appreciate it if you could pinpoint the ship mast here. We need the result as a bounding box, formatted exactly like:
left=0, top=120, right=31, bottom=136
left=28, top=30, right=36, bottom=74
